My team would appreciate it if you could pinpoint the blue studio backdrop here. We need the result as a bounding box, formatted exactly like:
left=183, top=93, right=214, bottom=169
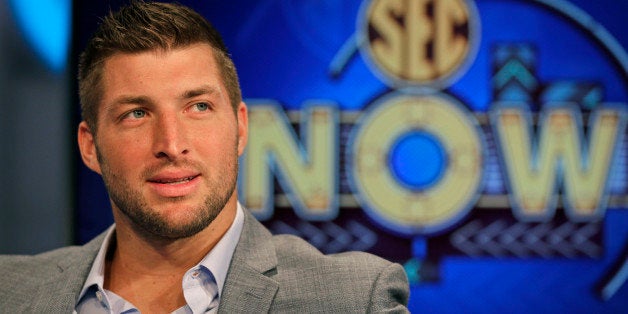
left=74, top=0, right=628, bottom=312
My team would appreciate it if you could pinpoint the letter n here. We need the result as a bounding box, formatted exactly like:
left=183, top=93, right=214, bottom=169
left=240, top=100, right=338, bottom=221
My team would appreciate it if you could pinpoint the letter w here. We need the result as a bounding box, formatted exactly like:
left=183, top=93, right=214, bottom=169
left=491, top=103, right=625, bottom=221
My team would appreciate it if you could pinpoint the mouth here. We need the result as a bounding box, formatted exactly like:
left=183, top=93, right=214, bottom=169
left=146, top=172, right=202, bottom=198
left=150, top=175, right=199, bottom=185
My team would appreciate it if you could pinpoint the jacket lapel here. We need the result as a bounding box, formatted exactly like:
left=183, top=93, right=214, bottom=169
left=219, top=210, right=279, bottom=313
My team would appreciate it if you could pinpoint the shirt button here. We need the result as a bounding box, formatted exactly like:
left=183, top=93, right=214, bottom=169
left=192, top=271, right=200, bottom=278
left=95, top=291, right=103, bottom=302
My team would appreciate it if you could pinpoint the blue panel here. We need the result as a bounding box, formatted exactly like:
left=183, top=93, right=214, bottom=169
left=389, top=131, right=447, bottom=190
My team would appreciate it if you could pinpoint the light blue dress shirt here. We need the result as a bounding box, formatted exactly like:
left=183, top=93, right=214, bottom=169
left=74, top=203, right=245, bottom=314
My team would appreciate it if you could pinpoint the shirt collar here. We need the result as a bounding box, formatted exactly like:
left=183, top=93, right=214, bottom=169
left=198, top=201, right=244, bottom=294
left=77, top=224, right=114, bottom=303
left=76, top=202, right=245, bottom=305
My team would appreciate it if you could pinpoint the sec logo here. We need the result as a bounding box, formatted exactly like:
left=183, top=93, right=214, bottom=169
left=359, top=0, right=480, bottom=88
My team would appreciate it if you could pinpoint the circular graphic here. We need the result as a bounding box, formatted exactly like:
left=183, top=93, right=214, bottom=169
left=389, top=130, right=447, bottom=190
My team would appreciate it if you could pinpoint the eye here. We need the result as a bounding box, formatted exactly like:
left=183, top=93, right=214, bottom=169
left=128, top=109, right=146, bottom=119
left=120, top=108, right=147, bottom=121
left=192, top=102, right=210, bottom=112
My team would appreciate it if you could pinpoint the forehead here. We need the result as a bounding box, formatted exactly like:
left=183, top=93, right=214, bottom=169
left=99, top=44, right=225, bottom=103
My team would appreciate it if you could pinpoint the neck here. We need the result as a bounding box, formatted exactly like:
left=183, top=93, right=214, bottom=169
left=103, top=199, right=238, bottom=312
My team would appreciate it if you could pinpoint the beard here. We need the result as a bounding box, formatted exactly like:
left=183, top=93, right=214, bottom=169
left=96, top=147, right=238, bottom=241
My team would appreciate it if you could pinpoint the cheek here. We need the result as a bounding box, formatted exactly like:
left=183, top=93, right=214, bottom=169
left=96, top=135, right=148, bottom=171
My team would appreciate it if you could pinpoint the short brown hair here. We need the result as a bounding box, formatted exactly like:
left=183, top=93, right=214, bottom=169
left=78, top=1, right=242, bottom=131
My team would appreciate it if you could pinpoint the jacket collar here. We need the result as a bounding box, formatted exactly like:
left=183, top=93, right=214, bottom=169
left=27, top=231, right=106, bottom=313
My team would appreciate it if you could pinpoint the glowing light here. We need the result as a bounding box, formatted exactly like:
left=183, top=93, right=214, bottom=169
left=9, top=0, right=71, bottom=72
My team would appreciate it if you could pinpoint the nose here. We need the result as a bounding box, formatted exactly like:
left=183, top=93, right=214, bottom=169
left=152, top=113, right=189, bottom=160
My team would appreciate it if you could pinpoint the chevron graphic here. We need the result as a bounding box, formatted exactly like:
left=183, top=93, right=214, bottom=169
left=270, top=220, right=378, bottom=253
left=450, top=219, right=602, bottom=258
left=493, top=59, right=538, bottom=90
left=492, top=44, right=539, bottom=103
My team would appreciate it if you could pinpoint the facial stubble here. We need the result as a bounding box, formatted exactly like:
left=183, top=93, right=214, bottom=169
left=95, top=140, right=239, bottom=241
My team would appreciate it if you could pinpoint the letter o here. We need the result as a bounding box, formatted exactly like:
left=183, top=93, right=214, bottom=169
left=348, top=92, right=484, bottom=235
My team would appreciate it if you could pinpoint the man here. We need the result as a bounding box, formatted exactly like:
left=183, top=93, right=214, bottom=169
left=0, top=1, right=409, bottom=313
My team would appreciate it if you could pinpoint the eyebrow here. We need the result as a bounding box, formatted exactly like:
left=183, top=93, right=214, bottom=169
left=110, top=95, right=152, bottom=107
left=181, top=85, right=219, bottom=100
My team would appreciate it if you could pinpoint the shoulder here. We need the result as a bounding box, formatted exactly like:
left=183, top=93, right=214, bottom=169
left=270, top=234, right=409, bottom=313
left=272, top=233, right=392, bottom=269
left=0, top=232, right=105, bottom=308
left=226, top=209, right=409, bottom=312
left=0, top=230, right=105, bottom=273
left=0, top=246, right=84, bottom=308
left=0, top=245, right=85, bottom=276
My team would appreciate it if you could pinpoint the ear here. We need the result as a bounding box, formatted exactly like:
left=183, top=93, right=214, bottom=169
left=77, top=121, right=102, bottom=174
left=236, top=101, right=248, bottom=156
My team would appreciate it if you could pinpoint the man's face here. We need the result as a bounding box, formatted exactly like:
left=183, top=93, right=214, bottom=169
left=78, top=44, right=248, bottom=240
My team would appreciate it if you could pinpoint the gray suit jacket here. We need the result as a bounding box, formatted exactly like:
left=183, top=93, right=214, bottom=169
left=0, top=210, right=409, bottom=313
